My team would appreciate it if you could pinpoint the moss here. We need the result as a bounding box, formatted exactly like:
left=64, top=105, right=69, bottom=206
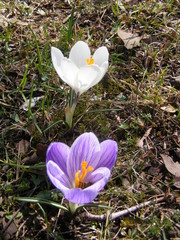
left=99, top=76, right=122, bottom=98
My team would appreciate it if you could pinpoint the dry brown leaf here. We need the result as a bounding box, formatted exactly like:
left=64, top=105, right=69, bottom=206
left=175, top=148, right=180, bottom=158
left=136, top=128, right=152, bottom=148
left=173, top=131, right=180, bottom=143
left=22, top=152, right=39, bottom=165
left=171, top=75, right=180, bottom=89
left=16, top=139, right=30, bottom=155
left=21, top=143, right=47, bottom=164
left=117, top=29, right=142, bottom=49
left=174, top=176, right=180, bottom=189
left=0, top=14, right=28, bottom=27
left=36, top=143, right=48, bottom=160
left=160, top=104, right=176, bottom=113
left=160, top=154, right=180, bottom=177
left=2, top=220, right=17, bottom=236
left=176, top=196, right=180, bottom=205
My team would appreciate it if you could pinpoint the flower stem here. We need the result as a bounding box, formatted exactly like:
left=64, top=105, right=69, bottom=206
left=69, top=201, right=78, bottom=214
left=71, top=92, right=79, bottom=115
left=65, top=92, right=79, bottom=128
left=65, top=104, right=73, bottom=128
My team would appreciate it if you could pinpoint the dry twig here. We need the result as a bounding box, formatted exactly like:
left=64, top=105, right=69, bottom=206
left=85, top=195, right=168, bottom=222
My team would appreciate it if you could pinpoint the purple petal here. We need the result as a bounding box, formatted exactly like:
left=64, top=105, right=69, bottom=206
left=46, top=142, right=70, bottom=176
left=64, top=188, right=97, bottom=204
left=65, top=167, right=110, bottom=204
left=86, top=167, right=110, bottom=187
left=67, top=133, right=101, bottom=183
left=47, top=161, right=72, bottom=190
left=95, top=140, right=118, bottom=170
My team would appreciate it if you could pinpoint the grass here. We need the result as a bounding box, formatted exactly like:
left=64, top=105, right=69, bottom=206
left=0, top=0, right=180, bottom=239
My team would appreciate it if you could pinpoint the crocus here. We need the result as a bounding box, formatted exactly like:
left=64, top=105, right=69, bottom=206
left=51, top=41, right=109, bottom=95
left=46, top=132, right=118, bottom=205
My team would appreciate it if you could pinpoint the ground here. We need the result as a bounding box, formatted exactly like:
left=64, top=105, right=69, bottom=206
left=0, top=0, right=180, bottom=239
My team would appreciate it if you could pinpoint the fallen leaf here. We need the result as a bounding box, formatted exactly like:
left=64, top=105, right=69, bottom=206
left=21, top=143, right=47, bottom=164
left=136, top=128, right=152, bottom=148
left=36, top=9, right=46, bottom=16
left=122, top=178, right=130, bottom=188
left=160, top=154, right=180, bottom=177
left=175, top=148, right=180, bottom=158
left=176, top=196, right=180, bottom=204
left=22, top=152, right=39, bottom=165
left=174, top=176, right=180, bottom=189
left=160, top=104, right=176, bottom=113
left=173, top=131, right=180, bottom=143
left=2, top=219, right=17, bottom=237
left=171, top=75, right=180, bottom=89
left=16, top=139, right=30, bottom=155
left=117, top=29, right=142, bottom=49
left=36, top=143, right=48, bottom=160
left=0, top=14, right=28, bottom=26
left=20, top=96, right=44, bottom=111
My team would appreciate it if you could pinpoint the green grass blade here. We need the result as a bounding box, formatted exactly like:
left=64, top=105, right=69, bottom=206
left=15, top=197, right=69, bottom=212
left=43, top=120, right=64, bottom=133
left=67, top=6, right=74, bottom=43
left=77, top=202, right=112, bottom=210
left=19, top=64, right=29, bottom=90
left=75, top=108, right=123, bottom=120
left=29, top=27, right=42, bottom=74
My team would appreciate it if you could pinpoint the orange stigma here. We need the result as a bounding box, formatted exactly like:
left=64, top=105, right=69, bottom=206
left=86, top=57, right=94, bottom=65
left=75, top=161, right=93, bottom=188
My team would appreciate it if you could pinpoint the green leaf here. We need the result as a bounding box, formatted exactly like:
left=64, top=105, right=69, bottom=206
left=15, top=197, right=69, bottom=212
left=77, top=202, right=112, bottom=210
left=119, top=123, right=129, bottom=130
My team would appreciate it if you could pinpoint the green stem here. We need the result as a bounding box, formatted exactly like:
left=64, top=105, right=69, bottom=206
left=65, top=92, right=80, bottom=128
left=71, top=92, right=79, bottom=115
left=69, top=201, right=79, bottom=214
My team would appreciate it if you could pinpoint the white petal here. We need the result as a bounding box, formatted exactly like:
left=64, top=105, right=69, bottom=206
left=83, top=62, right=109, bottom=90
left=51, top=47, right=64, bottom=77
left=69, top=41, right=91, bottom=68
left=98, top=61, right=109, bottom=81
left=77, top=65, right=101, bottom=94
left=60, top=58, right=79, bottom=91
left=93, top=46, right=109, bottom=66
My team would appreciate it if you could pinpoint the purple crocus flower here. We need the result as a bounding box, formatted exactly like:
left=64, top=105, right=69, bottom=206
left=46, top=132, right=118, bottom=204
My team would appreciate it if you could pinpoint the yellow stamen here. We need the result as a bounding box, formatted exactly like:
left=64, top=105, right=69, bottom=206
left=86, top=57, right=94, bottom=65
left=75, top=170, right=81, bottom=188
left=75, top=161, right=93, bottom=188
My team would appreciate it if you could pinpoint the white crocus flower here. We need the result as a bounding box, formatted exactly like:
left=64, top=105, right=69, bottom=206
left=51, top=41, right=109, bottom=95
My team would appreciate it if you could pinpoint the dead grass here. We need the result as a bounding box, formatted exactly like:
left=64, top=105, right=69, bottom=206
left=0, top=0, right=180, bottom=239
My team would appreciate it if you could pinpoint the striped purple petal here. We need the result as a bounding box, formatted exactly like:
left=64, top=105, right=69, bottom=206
left=95, top=140, right=118, bottom=170
left=67, top=133, right=101, bottom=182
left=46, top=132, right=118, bottom=205
left=46, top=142, right=70, bottom=176
left=47, top=161, right=71, bottom=190
left=64, top=167, right=110, bottom=204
